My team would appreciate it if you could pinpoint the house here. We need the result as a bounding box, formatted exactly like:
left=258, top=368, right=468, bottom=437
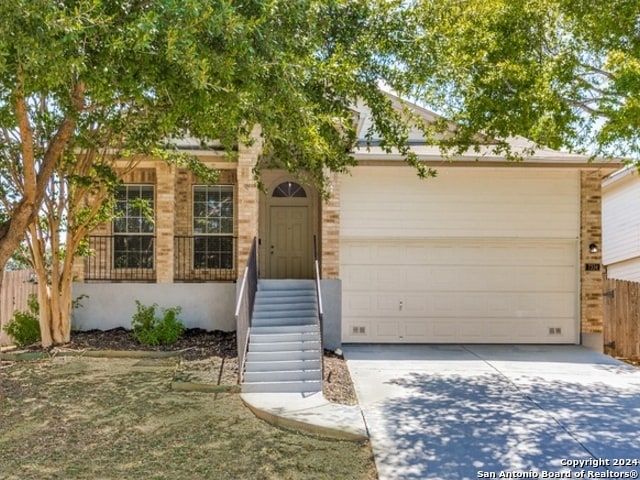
left=602, top=167, right=640, bottom=281
left=72, top=93, right=621, bottom=353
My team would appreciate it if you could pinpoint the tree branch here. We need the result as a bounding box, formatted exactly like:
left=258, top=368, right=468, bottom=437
left=14, top=68, right=36, bottom=205
left=579, top=62, right=617, bottom=82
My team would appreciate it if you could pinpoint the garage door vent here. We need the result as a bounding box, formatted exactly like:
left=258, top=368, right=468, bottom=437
left=548, top=327, right=562, bottom=335
left=352, top=326, right=367, bottom=335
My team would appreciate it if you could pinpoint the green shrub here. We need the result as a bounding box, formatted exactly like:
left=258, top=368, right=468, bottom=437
left=131, top=301, right=185, bottom=346
left=3, top=294, right=41, bottom=347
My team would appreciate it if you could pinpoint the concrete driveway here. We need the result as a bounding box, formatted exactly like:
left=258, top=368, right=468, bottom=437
left=343, top=344, right=640, bottom=480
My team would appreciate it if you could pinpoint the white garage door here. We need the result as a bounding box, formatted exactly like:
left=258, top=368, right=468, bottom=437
left=340, top=167, right=580, bottom=344
left=342, top=238, right=578, bottom=343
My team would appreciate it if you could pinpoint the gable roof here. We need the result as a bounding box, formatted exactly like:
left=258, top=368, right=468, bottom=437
left=353, top=91, right=622, bottom=169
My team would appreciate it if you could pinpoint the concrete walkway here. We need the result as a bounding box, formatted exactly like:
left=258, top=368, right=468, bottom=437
left=241, top=391, right=367, bottom=441
left=344, top=344, right=640, bottom=480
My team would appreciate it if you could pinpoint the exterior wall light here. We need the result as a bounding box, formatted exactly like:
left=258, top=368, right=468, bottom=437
left=589, top=243, right=599, bottom=254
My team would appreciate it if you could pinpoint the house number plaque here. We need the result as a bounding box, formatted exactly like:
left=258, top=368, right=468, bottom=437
left=585, top=263, right=600, bottom=271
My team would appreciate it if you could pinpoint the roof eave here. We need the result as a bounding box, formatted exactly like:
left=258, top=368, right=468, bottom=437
left=352, top=151, right=623, bottom=170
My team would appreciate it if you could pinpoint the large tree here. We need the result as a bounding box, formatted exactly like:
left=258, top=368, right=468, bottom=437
left=403, top=0, right=640, bottom=161
left=0, top=0, right=431, bottom=346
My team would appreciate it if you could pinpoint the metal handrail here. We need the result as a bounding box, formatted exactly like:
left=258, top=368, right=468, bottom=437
left=313, top=246, right=324, bottom=321
left=234, top=237, right=258, bottom=383
left=313, top=235, right=324, bottom=379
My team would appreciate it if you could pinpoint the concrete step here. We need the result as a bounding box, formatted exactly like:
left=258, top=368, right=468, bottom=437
left=256, top=289, right=316, bottom=299
left=251, top=324, right=319, bottom=335
left=241, top=380, right=322, bottom=394
left=250, top=332, right=320, bottom=343
left=254, top=299, right=317, bottom=311
left=243, top=278, right=323, bottom=395
left=244, top=359, right=322, bottom=372
left=244, top=369, right=322, bottom=383
left=253, top=307, right=317, bottom=318
left=249, top=340, right=321, bottom=353
left=253, top=308, right=318, bottom=320
left=258, top=279, right=316, bottom=291
left=246, top=350, right=320, bottom=362
left=251, top=316, right=318, bottom=327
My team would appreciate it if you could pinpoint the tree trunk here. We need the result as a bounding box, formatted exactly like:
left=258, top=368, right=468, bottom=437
left=0, top=201, right=36, bottom=274
left=49, top=273, right=72, bottom=344
left=33, top=269, right=74, bottom=347
left=0, top=81, right=84, bottom=277
left=36, top=278, right=54, bottom=349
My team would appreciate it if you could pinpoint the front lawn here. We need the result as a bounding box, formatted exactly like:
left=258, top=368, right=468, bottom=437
left=0, top=356, right=376, bottom=480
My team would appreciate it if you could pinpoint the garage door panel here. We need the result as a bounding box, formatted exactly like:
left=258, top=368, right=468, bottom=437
left=431, top=322, right=457, bottom=341
left=345, top=290, right=575, bottom=319
left=342, top=240, right=576, bottom=267
left=431, top=293, right=488, bottom=316
left=516, top=293, right=576, bottom=317
left=430, top=265, right=575, bottom=292
left=405, top=267, right=430, bottom=288
left=342, top=266, right=404, bottom=291
left=402, top=296, right=429, bottom=314
left=342, top=243, right=374, bottom=263
left=376, top=295, right=403, bottom=313
left=514, top=243, right=576, bottom=265
left=376, top=270, right=409, bottom=291
left=513, top=267, right=575, bottom=292
left=342, top=266, right=372, bottom=289
left=432, top=292, right=575, bottom=318
left=374, top=321, right=399, bottom=339
left=345, top=264, right=576, bottom=293
left=341, top=238, right=578, bottom=344
left=342, top=317, right=576, bottom=343
left=403, top=321, right=428, bottom=338
left=465, top=322, right=488, bottom=339
left=344, top=294, right=372, bottom=315
left=341, top=167, right=579, bottom=239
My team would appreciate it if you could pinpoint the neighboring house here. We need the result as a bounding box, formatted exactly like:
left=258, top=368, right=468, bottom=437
left=72, top=93, right=620, bottom=352
left=602, top=167, right=640, bottom=281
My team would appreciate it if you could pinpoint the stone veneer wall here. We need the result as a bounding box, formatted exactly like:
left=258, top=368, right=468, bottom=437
left=580, top=169, right=605, bottom=349
left=175, top=168, right=192, bottom=237
left=236, top=133, right=261, bottom=272
left=321, top=172, right=341, bottom=279
left=155, top=162, right=175, bottom=282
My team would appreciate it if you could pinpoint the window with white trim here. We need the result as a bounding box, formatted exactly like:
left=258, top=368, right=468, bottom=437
left=193, top=185, right=234, bottom=269
left=113, top=185, right=155, bottom=269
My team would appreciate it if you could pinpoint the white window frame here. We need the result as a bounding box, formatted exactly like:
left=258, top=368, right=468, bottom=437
left=112, top=184, right=155, bottom=270
left=192, top=185, right=234, bottom=270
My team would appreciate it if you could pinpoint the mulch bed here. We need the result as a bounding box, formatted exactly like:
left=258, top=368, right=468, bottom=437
left=61, top=327, right=237, bottom=361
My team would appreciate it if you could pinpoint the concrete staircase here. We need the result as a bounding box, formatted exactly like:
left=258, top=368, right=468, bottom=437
left=242, top=279, right=323, bottom=394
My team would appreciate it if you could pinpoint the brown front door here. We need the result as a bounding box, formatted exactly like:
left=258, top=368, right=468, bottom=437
left=268, top=205, right=311, bottom=279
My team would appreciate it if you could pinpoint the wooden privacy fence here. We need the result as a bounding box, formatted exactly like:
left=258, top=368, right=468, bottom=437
left=0, top=270, right=37, bottom=347
left=604, top=277, right=640, bottom=359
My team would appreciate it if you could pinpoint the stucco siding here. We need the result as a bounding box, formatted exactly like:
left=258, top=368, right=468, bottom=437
left=72, top=283, right=236, bottom=332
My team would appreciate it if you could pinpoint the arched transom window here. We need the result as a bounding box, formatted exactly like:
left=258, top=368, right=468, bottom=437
left=272, top=181, right=306, bottom=198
